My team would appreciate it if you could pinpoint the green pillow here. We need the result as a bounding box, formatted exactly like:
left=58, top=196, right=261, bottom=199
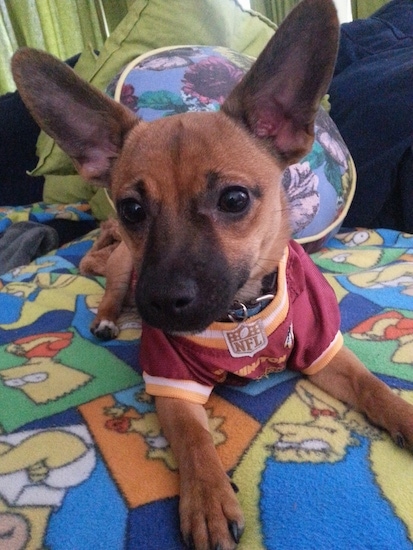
left=38, top=0, right=276, bottom=219
left=43, top=176, right=115, bottom=220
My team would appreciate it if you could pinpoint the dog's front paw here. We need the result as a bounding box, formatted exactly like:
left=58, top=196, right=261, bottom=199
left=366, top=389, right=413, bottom=452
left=180, top=476, right=244, bottom=550
left=90, top=319, right=120, bottom=341
left=386, top=401, right=413, bottom=452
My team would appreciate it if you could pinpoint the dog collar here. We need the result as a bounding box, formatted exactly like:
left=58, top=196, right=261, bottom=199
left=226, top=271, right=277, bottom=322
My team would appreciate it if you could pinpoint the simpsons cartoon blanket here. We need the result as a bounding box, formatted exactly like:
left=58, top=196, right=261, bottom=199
left=1, top=223, right=413, bottom=550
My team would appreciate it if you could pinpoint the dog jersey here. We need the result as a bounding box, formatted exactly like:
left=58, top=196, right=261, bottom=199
left=140, top=240, right=343, bottom=404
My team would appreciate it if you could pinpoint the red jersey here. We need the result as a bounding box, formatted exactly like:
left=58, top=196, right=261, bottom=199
left=140, top=240, right=343, bottom=404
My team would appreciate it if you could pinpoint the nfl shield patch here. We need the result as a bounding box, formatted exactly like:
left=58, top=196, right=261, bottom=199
left=223, top=319, right=268, bottom=358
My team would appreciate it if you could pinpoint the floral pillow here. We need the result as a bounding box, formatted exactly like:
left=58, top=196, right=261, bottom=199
left=108, top=46, right=356, bottom=252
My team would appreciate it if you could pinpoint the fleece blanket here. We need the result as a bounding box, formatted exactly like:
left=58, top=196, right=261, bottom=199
left=0, top=218, right=413, bottom=550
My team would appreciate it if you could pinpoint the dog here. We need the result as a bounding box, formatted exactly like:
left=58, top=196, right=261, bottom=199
left=12, top=1, right=413, bottom=548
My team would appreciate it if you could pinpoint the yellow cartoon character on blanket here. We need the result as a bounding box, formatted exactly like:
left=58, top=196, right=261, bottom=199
left=233, top=379, right=413, bottom=549
left=1, top=333, right=92, bottom=403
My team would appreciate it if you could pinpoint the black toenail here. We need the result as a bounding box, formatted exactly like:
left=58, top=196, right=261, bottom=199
left=396, top=433, right=406, bottom=449
left=229, top=521, right=242, bottom=543
left=230, top=481, right=239, bottom=493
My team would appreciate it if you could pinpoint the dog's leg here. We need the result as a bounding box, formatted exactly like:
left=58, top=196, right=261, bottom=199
left=310, top=346, right=413, bottom=449
left=91, top=241, right=133, bottom=340
left=156, top=396, right=244, bottom=550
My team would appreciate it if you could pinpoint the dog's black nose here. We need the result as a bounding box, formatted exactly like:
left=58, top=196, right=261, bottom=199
left=137, top=277, right=203, bottom=332
left=136, top=245, right=240, bottom=333
left=150, top=284, right=197, bottom=316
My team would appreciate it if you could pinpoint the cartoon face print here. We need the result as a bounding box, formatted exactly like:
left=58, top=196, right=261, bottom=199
left=0, top=360, right=92, bottom=403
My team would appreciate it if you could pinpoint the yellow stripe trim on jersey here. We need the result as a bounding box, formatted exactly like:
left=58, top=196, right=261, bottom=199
left=143, top=372, right=213, bottom=404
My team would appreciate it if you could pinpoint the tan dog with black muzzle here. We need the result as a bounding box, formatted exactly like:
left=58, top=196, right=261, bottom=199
left=12, top=1, right=413, bottom=548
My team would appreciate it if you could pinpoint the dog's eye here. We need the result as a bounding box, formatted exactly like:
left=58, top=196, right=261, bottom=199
left=118, top=198, right=146, bottom=225
left=218, top=186, right=250, bottom=214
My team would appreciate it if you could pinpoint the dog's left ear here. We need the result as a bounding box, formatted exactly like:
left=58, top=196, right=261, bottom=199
left=11, top=48, right=137, bottom=187
left=222, top=0, right=339, bottom=165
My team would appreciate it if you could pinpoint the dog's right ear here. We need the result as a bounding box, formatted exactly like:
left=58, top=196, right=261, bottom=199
left=11, top=48, right=137, bottom=187
left=222, top=0, right=339, bottom=165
